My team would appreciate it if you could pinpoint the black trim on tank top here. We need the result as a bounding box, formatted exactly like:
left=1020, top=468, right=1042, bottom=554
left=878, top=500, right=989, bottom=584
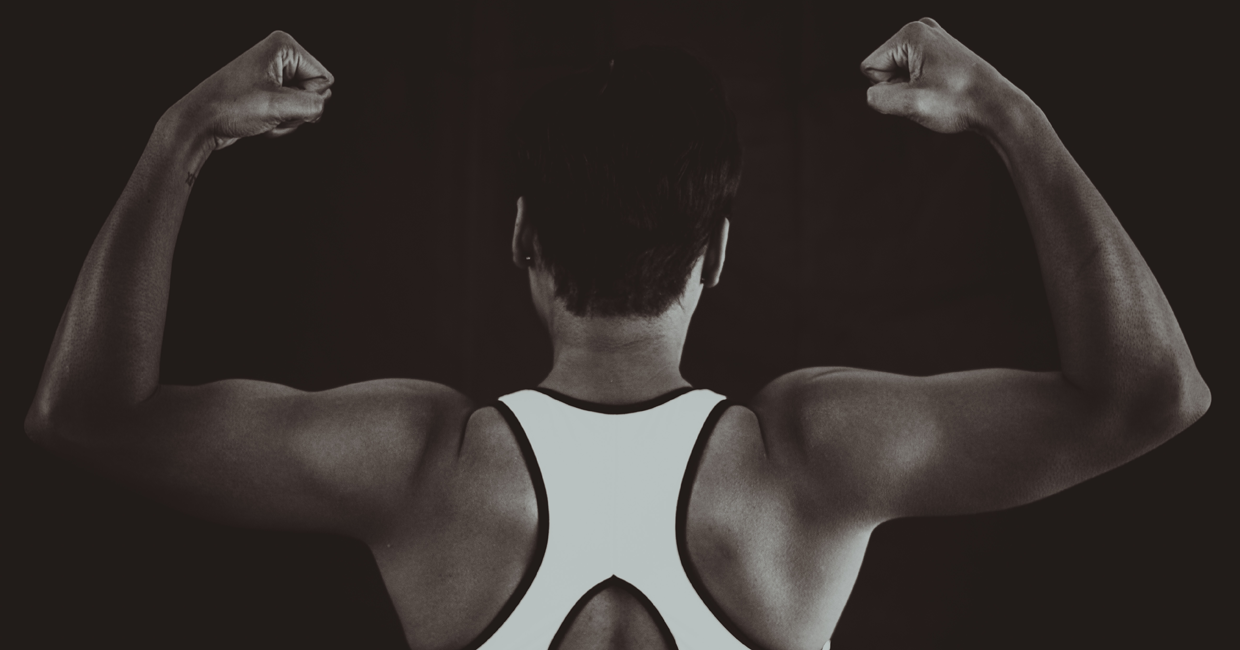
left=675, top=399, right=772, bottom=650
left=532, top=385, right=696, bottom=414
left=548, top=575, right=679, bottom=650
left=458, top=401, right=551, bottom=650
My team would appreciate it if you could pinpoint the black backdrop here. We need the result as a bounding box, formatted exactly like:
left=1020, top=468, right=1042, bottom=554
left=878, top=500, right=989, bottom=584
left=7, top=2, right=1234, bottom=649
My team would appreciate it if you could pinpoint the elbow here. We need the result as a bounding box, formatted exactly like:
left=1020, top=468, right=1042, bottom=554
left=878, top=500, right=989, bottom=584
left=1114, top=366, right=1211, bottom=444
left=24, top=391, right=115, bottom=451
left=25, top=393, right=63, bottom=448
left=1162, top=366, right=1211, bottom=433
left=26, top=378, right=150, bottom=451
left=1176, top=373, right=1212, bottom=429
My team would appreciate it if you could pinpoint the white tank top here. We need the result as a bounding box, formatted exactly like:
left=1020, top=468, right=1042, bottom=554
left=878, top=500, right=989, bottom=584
left=463, top=387, right=829, bottom=650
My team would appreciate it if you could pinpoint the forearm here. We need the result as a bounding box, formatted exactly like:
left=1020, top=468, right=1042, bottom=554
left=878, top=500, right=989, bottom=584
left=981, top=93, right=1209, bottom=427
left=28, top=109, right=212, bottom=435
left=27, top=32, right=332, bottom=443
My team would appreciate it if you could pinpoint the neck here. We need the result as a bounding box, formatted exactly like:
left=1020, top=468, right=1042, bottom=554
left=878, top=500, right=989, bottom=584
left=539, top=310, right=692, bottom=405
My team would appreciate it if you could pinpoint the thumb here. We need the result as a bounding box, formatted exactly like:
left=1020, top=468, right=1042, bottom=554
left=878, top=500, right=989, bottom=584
left=865, top=81, right=923, bottom=118
left=267, top=86, right=331, bottom=124
left=299, top=76, right=333, bottom=94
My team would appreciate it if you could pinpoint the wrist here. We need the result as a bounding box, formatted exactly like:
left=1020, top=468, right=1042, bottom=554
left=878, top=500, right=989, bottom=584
left=150, top=102, right=215, bottom=181
left=972, top=84, right=1050, bottom=165
left=147, top=104, right=215, bottom=184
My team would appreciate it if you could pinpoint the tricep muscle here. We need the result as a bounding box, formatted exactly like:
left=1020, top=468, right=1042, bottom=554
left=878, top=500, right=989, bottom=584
left=754, top=367, right=1169, bottom=522
left=43, top=378, right=470, bottom=540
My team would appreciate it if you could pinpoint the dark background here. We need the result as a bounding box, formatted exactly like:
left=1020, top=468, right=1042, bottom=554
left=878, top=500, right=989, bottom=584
left=7, top=2, right=1234, bottom=649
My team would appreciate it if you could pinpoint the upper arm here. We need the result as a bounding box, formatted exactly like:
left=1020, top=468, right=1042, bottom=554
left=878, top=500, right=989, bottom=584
left=39, top=378, right=473, bottom=541
left=752, top=366, right=1198, bottom=523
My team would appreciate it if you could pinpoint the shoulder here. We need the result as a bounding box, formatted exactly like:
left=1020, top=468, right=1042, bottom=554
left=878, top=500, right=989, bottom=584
left=748, top=367, right=894, bottom=445
left=745, top=367, right=913, bottom=517
left=289, top=377, right=474, bottom=448
left=369, top=378, right=477, bottom=436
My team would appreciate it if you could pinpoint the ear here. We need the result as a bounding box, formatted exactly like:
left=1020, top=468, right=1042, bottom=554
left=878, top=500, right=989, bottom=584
left=702, top=217, right=729, bottom=288
left=512, top=197, right=536, bottom=269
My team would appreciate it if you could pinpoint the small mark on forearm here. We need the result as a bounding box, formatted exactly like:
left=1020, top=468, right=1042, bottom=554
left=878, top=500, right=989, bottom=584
left=185, top=171, right=197, bottom=187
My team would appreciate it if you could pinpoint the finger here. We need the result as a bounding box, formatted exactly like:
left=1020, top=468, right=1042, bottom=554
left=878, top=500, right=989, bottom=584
left=264, top=125, right=301, bottom=138
left=268, top=31, right=335, bottom=89
left=860, top=22, right=930, bottom=83
left=860, top=31, right=909, bottom=83
left=267, top=86, right=331, bottom=124
left=299, top=76, right=332, bottom=94
left=290, top=44, right=333, bottom=86
left=865, top=81, right=925, bottom=118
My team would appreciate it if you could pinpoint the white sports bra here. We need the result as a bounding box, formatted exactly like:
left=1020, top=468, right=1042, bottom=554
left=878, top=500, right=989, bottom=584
left=458, top=387, right=829, bottom=650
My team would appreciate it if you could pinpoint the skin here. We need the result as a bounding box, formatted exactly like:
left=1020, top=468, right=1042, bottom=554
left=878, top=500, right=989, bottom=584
left=26, top=20, right=1210, bottom=650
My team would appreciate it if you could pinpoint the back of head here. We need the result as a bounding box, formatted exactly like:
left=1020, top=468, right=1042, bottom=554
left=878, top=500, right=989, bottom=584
left=512, top=46, right=742, bottom=317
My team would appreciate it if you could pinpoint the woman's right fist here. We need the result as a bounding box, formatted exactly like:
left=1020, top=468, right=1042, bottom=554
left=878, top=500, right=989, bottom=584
left=168, top=31, right=333, bottom=151
left=860, top=18, right=1026, bottom=136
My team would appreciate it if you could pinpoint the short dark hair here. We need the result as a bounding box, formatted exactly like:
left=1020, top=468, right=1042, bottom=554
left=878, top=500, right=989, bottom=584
left=512, top=46, right=742, bottom=317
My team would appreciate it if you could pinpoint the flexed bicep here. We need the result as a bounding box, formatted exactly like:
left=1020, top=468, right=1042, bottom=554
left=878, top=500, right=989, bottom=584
left=24, top=32, right=385, bottom=539
left=755, top=367, right=1167, bottom=523
left=769, top=19, right=1210, bottom=524
left=54, top=378, right=470, bottom=540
